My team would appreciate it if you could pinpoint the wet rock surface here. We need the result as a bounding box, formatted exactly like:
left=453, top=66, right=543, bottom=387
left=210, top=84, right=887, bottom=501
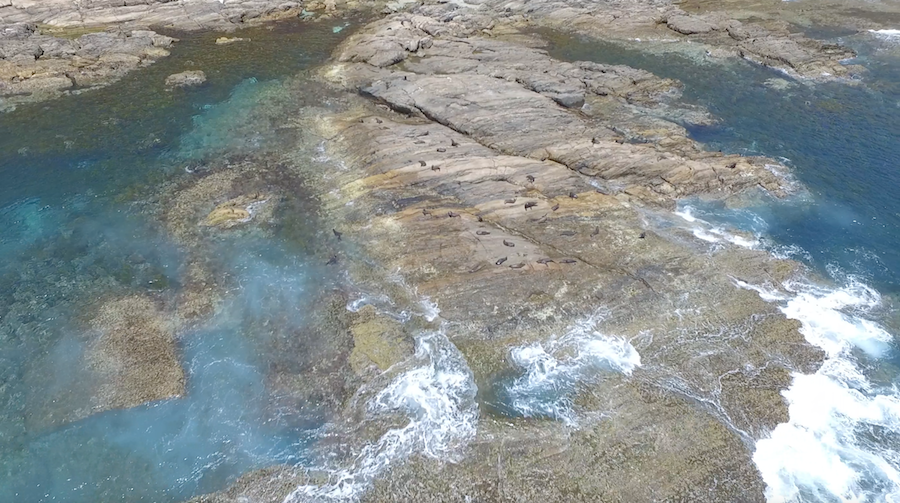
left=190, top=12, right=826, bottom=502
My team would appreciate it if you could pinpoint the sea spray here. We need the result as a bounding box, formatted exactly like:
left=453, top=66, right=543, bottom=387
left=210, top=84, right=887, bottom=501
left=284, top=296, right=477, bottom=502
left=501, top=311, right=641, bottom=425
left=735, top=277, right=900, bottom=502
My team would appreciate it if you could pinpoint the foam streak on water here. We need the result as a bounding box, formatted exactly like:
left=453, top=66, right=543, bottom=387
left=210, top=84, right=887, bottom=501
left=736, top=277, right=900, bottom=502
left=284, top=300, right=477, bottom=502
left=504, top=311, right=641, bottom=425
left=675, top=205, right=763, bottom=249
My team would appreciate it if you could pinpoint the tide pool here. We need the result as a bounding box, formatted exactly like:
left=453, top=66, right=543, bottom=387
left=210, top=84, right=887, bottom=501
left=0, top=18, right=355, bottom=502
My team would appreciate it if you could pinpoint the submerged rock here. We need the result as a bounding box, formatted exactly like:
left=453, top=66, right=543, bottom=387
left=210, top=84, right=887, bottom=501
left=202, top=193, right=270, bottom=228
left=22, top=294, right=184, bottom=433
left=85, top=295, right=185, bottom=411
left=165, top=70, right=207, bottom=88
left=349, top=305, right=415, bottom=376
left=215, top=36, right=248, bottom=45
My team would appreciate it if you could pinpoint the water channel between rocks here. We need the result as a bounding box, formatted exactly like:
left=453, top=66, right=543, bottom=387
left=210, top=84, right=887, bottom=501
left=2, top=15, right=900, bottom=503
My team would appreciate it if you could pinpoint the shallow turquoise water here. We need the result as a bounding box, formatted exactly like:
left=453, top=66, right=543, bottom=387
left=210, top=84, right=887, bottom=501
left=0, top=18, right=353, bottom=502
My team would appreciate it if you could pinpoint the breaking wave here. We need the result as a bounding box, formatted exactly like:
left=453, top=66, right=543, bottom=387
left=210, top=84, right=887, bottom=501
left=284, top=298, right=477, bottom=502
left=736, top=277, right=900, bottom=502
left=502, top=312, right=641, bottom=425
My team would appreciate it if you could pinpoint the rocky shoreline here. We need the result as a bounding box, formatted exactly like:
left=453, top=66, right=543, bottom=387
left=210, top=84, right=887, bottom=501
left=3, top=0, right=896, bottom=501
left=189, top=10, right=827, bottom=502
left=4, top=0, right=900, bottom=111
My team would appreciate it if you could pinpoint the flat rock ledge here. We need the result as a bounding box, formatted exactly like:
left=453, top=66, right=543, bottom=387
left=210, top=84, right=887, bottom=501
left=0, top=23, right=175, bottom=111
left=193, top=12, right=824, bottom=503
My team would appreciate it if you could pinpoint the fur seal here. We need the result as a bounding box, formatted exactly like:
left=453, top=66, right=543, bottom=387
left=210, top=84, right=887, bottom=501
left=560, top=258, right=576, bottom=264
left=332, top=228, right=342, bottom=240
left=524, top=202, right=537, bottom=210
left=526, top=175, right=535, bottom=183
left=591, top=227, right=600, bottom=237
left=503, top=240, right=515, bottom=247
left=431, top=165, right=441, bottom=171
left=536, top=258, right=554, bottom=265
left=326, top=254, right=338, bottom=265
left=495, top=257, right=508, bottom=265
left=437, top=148, right=447, bottom=153
left=551, top=204, right=560, bottom=211
left=476, top=230, right=490, bottom=236
left=505, top=198, right=517, bottom=204
left=448, top=211, right=460, bottom=218
left=419, top=160, right=427, bottom=167
left=451, top=139, right=459, bottom=147
left=560, top=230, right=576, bottom=237
left=509, top=262, right=526, bottom=269
left=639, top=232, right=646, bottom=239
left=568, top=192, right=578, bottom=199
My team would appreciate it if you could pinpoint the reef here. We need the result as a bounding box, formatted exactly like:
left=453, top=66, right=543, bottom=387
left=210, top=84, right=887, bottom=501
left=21, top=294, right=183, bottom=433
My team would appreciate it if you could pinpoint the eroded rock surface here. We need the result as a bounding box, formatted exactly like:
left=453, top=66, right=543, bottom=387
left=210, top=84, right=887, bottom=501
left=192, top=13, right=825, bottom=502
left=0, top=0, right=883, bottom=111
left=165, top=69, right=206, bottom=88
left=332, top=15, right=786, bottom=207
left=0, top=23, right=175, bottom=110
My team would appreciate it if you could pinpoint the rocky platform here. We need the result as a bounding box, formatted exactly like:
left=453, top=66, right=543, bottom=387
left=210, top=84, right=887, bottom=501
left=1, top=0, right=895, bottom=110
left=190, top=12, right=825, bottom=503
left=0, top=22, right=175, bottom=111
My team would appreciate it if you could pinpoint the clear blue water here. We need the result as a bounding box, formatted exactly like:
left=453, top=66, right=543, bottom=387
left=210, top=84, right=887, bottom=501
left=0, top=19, right=354, bottom=502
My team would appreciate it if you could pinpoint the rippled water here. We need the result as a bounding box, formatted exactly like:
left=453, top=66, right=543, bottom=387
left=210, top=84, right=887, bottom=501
left=545, top=29, right=900, bottom=502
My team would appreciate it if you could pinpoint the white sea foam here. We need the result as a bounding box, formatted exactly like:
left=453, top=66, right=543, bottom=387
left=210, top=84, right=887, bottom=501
left=285, top=300, right=477, bottom=502
left=675, top=205, right=762, bottom=249
left=736, top=277, right=900, bottom=502
left=504, top=312, right=641, bottom=425
left=870, top=29, right=900, bottom=38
